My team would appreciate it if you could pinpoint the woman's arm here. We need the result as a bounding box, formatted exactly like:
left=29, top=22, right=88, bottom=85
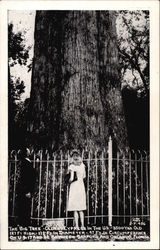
left=83, top=164, right=86, bottom=179
left=68, top=165, right=74, bottom=183
left=69, top=170, right=74, bottom=183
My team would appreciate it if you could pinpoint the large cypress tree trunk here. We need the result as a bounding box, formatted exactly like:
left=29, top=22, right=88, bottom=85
left=28, top=11, right=128, bottom=150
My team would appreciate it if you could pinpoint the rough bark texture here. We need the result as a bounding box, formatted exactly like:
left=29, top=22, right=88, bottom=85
left=28, top=11, right=128, bottom=150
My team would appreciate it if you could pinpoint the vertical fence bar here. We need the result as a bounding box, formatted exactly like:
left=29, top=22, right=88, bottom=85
left=135, top=152, right=138, bottom=216
left=123, top=154, right=125, bottom=224
left=87, top=150, right=90, bottom=225
left=8, top=161, right=11, bottom=192
left=12, top=153, right=17, bottom=217
left=8, top=160, right=11, bottom=220
left=145, top=154, right=149, bottom=216
left=65, top=151, right=69, bottom=226
left=94, top=150, right=98, bottom=224
left=44, top=153, right=49, bottom=218
left=101, top=151, right=104, bottom=224
left=37, top=151, right=42, bottom=225
left=51, top=154, right=56, bottom=218
left=81, top=149, right=84, bottom=161
left=59, top=151, right=63, bottom=218
left=108, top=136, right=112, bottom=227
left=116, top=151, right=119, bottom=225
left=140, top=152, right=143, bottom=221
left=31, top=153, right=36, bottom=219
left=129, top=151, right=132, bottom=219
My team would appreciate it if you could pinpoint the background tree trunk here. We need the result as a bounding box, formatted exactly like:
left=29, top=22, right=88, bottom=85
left=28, top=11, right=128, bottom=150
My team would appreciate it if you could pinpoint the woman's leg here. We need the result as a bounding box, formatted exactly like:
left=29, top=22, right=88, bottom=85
left=79, top=211, right=84, bottom=228
left=74, top=211, right=79, bottom=228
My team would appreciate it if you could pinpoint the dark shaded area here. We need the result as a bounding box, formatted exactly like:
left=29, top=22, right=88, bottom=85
left=122, top=86, right=149, bottom=150
left=16, top=157, right=36, bottom=226
left=8, top=98, right=29, bottom=150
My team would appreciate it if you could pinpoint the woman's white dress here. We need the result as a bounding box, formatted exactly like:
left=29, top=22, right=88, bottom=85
left=67, top=163, right=86, bottom=211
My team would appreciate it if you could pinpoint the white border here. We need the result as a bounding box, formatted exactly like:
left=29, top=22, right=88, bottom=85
left=0, top=1, right=159, bottom=249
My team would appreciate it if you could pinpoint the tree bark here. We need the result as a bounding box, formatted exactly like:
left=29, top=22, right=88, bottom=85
left=28, top=11, right=128, bottom=150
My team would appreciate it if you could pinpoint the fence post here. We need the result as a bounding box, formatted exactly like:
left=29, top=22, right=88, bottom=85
left=31, top=152, right=36, bottom=220
left=108, top=136, right=112, bottom=227
left=37, top=150, right=43, bottom=225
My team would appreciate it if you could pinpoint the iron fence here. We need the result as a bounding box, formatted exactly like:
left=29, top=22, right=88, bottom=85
left=8, top=138, right=150, bottom=227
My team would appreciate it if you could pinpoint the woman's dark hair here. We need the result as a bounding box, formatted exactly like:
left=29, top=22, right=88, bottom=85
left=19, top=147, right=30, bottom=159
left=70, top=149, right=80, bottom=157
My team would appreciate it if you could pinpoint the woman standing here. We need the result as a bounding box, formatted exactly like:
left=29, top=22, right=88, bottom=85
left=67, top=150, right=86, bottom=229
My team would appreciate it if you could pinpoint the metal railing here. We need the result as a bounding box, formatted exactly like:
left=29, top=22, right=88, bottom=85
left=8, top=138, right=150, bottom=226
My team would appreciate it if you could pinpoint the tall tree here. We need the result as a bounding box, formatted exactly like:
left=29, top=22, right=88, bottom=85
left=28, top=11, right=128, bottom=150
